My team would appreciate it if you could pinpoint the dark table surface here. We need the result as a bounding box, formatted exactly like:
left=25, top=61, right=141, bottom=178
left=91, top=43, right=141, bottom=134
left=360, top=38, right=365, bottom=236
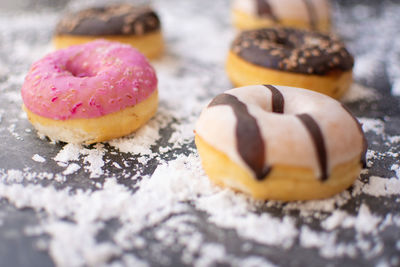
left=0, top=0, right=400, bottom=266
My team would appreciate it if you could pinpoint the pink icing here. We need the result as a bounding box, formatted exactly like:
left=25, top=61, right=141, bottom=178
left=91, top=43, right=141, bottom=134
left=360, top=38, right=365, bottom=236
left=21, top=40, right=158, bottom=120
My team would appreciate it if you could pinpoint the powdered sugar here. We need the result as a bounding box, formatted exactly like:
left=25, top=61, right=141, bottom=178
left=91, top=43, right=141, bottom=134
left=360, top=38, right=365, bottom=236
left=53, top=143, right=105, bottom=178
left=32, top=154, right=46, bottom=163
left=54, top=144, right=81, bottom=163
left=342, top=83, right=379, bottom=103
left=335, top=2, right=400, bottom=92
left=108, top=111, right=166, bottom=155
left=63, top=163, right=81, bottom=176
left=359, top=176, right=400, bottom=197
left=359, top=118, right=385, bottom=136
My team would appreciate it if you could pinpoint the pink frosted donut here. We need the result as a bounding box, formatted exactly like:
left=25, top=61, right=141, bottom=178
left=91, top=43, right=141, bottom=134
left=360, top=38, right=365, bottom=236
left=21, top=40, right=158, bottom=144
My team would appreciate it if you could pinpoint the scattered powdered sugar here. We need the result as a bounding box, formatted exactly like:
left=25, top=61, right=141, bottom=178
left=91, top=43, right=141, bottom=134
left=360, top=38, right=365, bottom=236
left=53, top=143, right=105, bottom=178
left=359, top=118, right=385, bottom=136
left=32, top=154, right=46, bottom=163
left=341, top=83, right=379, bottom=103
left=7, top=123, right=23, bottom=140
left=390, top=79, right=400, bottom=96
left=4, top=169, right=24, bottom=184
left=359, top=176, right=400, bottom=197
left=386, top=29, right=400, bottom=96
left=63, top=163, right=81, bottom=176
left=81, top=144, right=106, bottom=178
left=282, top=190, right=353, bottom=216
left=237, top=256, right=276, bottom=267
left=387, top=135, right=400, bottom=144
left=196, top=191, right=298, bottom=248
left=168, top=120, right=196, bottom=149
left=108, top=111, right=166, bottom=155
left=321, top=210, right=349, bottom=231
left=391, top=164, right=400, bottom=179
left=335, top=2, right=400, bottom=92
left=1, top=150, right=399, bottom=265
left=54, top=144, right=81, bottom=164
left=336, top=204, right=381, bottom=234
left=299, top=204, right=393, bottom=259
left=0, top=0, right=399, bottom=266
left=112, top=162, right=122, bottom=169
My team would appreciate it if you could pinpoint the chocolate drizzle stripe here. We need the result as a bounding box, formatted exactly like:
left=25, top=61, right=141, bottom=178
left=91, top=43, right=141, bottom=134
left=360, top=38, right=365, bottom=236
left=264, top=85, right=284, bottom=113
left=296, top=114, right=328, bottom=180
left=341, top=104, right=368, bottom=168
left=303, top=0, right=317, bottom=30
left=256, top=0, right=278, bottom=22
left=209, top=94, right=271, bottom=180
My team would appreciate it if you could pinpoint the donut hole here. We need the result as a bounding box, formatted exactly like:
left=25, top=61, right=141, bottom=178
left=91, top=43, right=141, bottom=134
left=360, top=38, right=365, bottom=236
left=65, top=59, right=97, bottom=78
left=274, top=37, right=294, bottom=48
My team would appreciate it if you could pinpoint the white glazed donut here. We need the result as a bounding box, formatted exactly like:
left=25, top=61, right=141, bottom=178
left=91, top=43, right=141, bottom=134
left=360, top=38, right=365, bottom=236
left=232, top=0, right=331, bottom=32
left=195, top=85, right=367, bottom=201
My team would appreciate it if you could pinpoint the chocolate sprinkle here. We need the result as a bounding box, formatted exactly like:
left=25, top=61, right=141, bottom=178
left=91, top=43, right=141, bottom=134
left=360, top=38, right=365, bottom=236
left=55, top=4, right=161, bottom=36
left=209, top=94, right=271, bottom=180
left=296, top=113, right=328, bottom=181
left=341, top=104, right=368, bottom=168
left=256, top=0, right=278, bottom=22
left=264, top=85, right=284, bottom=113
left=231, top=27, right=354, bottom=75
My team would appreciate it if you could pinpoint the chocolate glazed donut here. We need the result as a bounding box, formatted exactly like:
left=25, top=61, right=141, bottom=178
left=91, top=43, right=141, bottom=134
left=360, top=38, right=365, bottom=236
left=231, top=28, right=353, bottom=75
left=55, top=4, right=161, bottom=36
left=53, top=4, right=164, bottom=59
left=226, top=27, right=354, bottom=99
left=195, top=85, right=367, bottom=200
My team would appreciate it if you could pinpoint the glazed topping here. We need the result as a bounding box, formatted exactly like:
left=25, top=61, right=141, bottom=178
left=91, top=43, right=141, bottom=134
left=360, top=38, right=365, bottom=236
left=265, top=84, right=284, bottom=113
left=55, top=4, right=161, bottom=36
left=233, top=0, right=331, bottom=32
left=231, top=27, right=354, bottom=75
left=302, top=0, right=318, bottom=30
left=256, top=0, right=278, bottom=21
left=341, top=104, right=368, bottom=168
left=208, top=93, right=270, bottom=180
left=21, top=40, right=157, bottom=120
left=296, top=113, right=328, bottom=180
left=195, top=85, right=367, bottom=181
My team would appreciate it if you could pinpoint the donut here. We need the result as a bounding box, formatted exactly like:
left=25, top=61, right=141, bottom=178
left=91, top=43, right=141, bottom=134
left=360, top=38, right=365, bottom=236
left=195, top=85, right=367, bottom=201
left=226, top=27, right=354, bottom=99
left=232, top=0, right=331, bottom=32
left=21, top=40, right=158, bottom=144
left=53, top=4, right=164, bottom=59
